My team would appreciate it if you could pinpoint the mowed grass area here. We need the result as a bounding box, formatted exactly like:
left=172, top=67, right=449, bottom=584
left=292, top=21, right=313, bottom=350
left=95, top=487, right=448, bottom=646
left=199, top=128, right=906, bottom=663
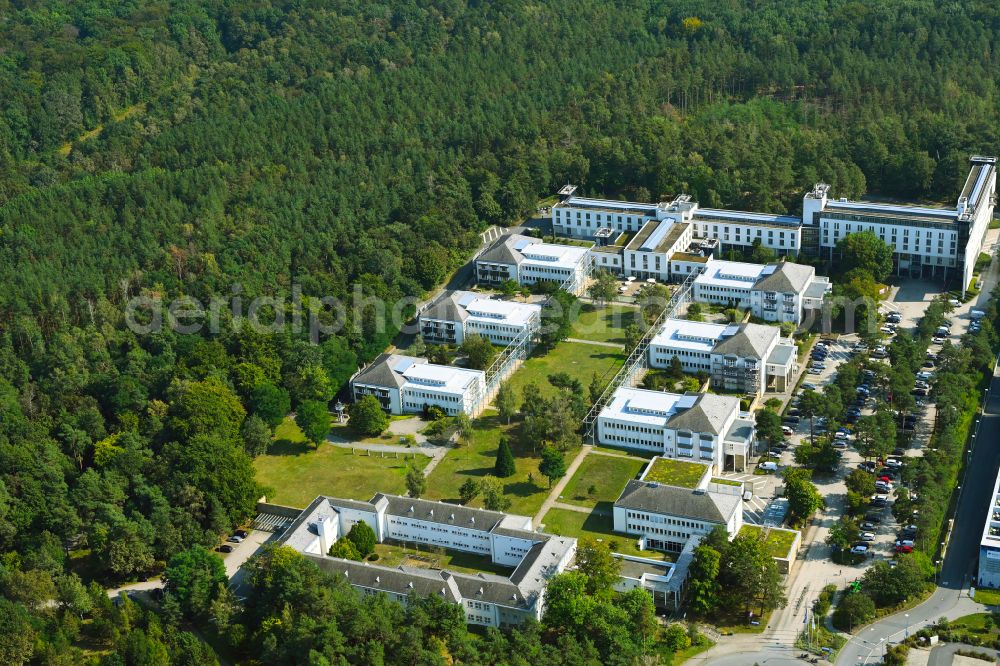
left=568, top=303, right=641, bottom=344
left=560, top=454, right=645, bottom=508
left=643, top=458, right=709, bottom=488
left=507, top=341, right=625, bottom=400
left=373, top=542, right=514, bottom=576
left=254, top=419, right=428, bottom=508
left=423, top=411, right=553, bottom=517
left=973, top=588, right=1000, bottom=606
left=740, top=525, right=799, bottom=559
left=540, top=506, right=670, bottom=561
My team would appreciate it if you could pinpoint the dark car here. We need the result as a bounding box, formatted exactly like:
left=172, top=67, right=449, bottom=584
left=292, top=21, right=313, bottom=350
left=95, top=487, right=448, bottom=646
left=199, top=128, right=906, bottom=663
left=216, top=545, right=234, bottom=553
left=783, top=416, right=801, bottom=425
left=912, top=387, right=929, bottom=396
left=859, top=461, right=877, bottom=472
left=878, top=468, right=898, bottom=479
left=922, top=360, right=935, bottom=368
left=892, top=447, right=906, bottom=457
left=860, top=521, right=877, bottom=531
left=235, top=529, right=249, bottom=538
left=787, top=408, right=801, bottom=417
left=864, top=512, right=883, bottom=524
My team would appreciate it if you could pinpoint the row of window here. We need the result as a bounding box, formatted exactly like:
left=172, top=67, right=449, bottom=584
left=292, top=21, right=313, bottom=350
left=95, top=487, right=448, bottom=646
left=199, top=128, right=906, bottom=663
left=627, top=523, right=695, bottom=539
left=626, top=511, right=706, bottom=529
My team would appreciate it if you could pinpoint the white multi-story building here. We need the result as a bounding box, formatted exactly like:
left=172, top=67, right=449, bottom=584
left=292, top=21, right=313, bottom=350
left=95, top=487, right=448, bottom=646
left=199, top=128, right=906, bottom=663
left=350, top=353, right=485, bottom=416
left=280, top=494, right=576, bottom=627
left=649, top=319, right=798, bottom=395
left=807, top=156, right=996, bottom=288
left=612, top=458, right=744, bottom=554
left=692, top=258, right=829, bottom=326
left=596, top=388, right=755, bottom=471
left=418, top=291, right=541, bottom=346
left=476, top=234, right=590, bottom=295
left=978, top=466, right=1000, bottom=589
left=552, top=155, right=997, bottom=289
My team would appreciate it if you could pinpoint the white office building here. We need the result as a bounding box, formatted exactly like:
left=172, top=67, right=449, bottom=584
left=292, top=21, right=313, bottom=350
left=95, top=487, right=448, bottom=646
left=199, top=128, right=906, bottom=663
left=418, top=291, right=541, bottom=346
left=807, top=157, right=997, bottom=288
left=692, top=258, right=830, bottom=326
left=350, top=353, right=485, bottom=416
left=476, top=234, right=590, bottom=295
left=596, top=388, right=755, bottom=471
left=612, top=459, right=744, bottom=554
left=978, top=466, right=1000, bottom=589
left=649, top=319, right=798, bottom=395
left=280, top=494, right=576, bottom=627
left=551, top=155, right=997, bottom=289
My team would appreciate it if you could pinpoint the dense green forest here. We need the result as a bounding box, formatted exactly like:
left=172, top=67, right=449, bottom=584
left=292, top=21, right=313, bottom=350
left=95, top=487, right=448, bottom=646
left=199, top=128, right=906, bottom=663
left=1, top=0, right=999, bottom=663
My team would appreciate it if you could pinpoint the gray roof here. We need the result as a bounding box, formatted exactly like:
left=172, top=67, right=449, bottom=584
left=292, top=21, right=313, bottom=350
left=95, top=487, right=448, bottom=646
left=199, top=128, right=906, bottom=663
left=724, top=418, right=755, bottom=444
left=420, top=292, right=470, bottom=323
left=766, top=343, right=796, bottom=367
left=713, top=323, right=777, bottom=359
left=371, top=493, right=507, bottom=532
left=311, top=556, right=464, bottom=604
left=352, top=353, right=414, bottom=389
left=615, top=479, right=741, bottom=524
left=477, top=234, right=538, bottom=266
left=753, top=261, right=814, bottom=294
left=804, top=279, right=831, bottom=300
left=666, top=393, right=737, bottom=435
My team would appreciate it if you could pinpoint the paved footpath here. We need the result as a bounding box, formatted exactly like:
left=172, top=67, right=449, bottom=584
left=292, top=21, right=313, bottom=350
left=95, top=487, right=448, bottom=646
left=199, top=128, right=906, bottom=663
left=564, top=337, right=626, bottom=349
left=533, top=445, right=592, bottom=527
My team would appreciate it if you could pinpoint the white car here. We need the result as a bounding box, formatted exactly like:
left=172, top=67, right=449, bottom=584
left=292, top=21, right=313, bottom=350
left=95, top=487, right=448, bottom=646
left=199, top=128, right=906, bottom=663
left=861, top=532, right=876, bottom=541
left=759, top=461, right=778, bottom=472
left=851, top=544, right=869, bottom=555
left=782, top=426, right=794, bottom=436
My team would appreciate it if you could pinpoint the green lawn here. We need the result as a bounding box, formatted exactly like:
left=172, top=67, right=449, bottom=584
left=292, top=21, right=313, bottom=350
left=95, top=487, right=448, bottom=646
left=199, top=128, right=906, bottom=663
left=373, top=542, right=513, bottom=576
left=568, top=304, right=641, bottom=344
left=507, top=340, right=625, bottom=400
left=643, top=458, right=709, bottom=488
left=423, top=412, right=552, bottom=517
left=711, top=477, right=743, bottom=487
left=560, top=454, right=645, bottom=508
left=974, top=588, right=1000, bottom=606
left=540, top=506, right=670, bottom=561
left=254, top=418, right=429, bottom=507
left=740, top=525, right=799, bottom=558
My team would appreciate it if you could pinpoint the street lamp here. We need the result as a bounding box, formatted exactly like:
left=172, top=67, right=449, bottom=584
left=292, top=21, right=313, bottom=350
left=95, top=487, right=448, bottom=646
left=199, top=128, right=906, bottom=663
left=905, top=613, right=910, bottom=638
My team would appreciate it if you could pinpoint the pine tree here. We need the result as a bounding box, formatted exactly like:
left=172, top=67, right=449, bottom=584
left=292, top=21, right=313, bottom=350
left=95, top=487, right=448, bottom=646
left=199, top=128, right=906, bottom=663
left=494, top=437, right=516, bottom=478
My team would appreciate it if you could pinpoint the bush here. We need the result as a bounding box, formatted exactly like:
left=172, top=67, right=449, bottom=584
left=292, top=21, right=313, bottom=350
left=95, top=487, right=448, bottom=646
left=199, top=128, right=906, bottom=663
left=349, top=395, right=389, bottom=436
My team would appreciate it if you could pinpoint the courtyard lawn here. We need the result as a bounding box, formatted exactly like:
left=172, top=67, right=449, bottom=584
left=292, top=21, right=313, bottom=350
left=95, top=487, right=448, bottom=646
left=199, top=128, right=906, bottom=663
left=507, top=341, right=625, bottom=400
left=643, top=458, right=709, bottom=489
left=740, top=525, right=799, bottom=559
left=254, top=418, right=428, bottom=508
left=560, top=454, right=645, bottom=508
left=423, top=411, right=552, bottom=517
left=540, top=506, right=670, bottom=561
left=568, top=303, right=641, bottom=344
left=373, top=542, right=514, bottom=576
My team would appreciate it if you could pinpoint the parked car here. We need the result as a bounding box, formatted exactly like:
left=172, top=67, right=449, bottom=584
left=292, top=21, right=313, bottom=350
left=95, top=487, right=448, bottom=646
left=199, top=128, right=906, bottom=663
left=781, top=426, right=794, bottom=436
left=801, top=383, right=818, bottom=391
left=759, top=461, right=778, bottom=472
left=880, top=325, right=896, bottom=334
left=871, top=494, right=889, bottom=507
left=810, top=362, right=827, bottom=370
left=783, top=416, right=801, bottom=425
left=768, top=449, right=783, bottom=458
left=216, top=545, right=234, bottom=553
left=895, top=544, right=914, bottom=554
left=861, top=532, right=876, bottom=542
left=859, top=461, right=877, bottom=472
left=885, top=458, right=903, bottom=468
left=912, top=387, right=929, bottom=396
left=808, top=367, right=823, bottom=375
left=851, top=544, right=869, bottom=555
left=864, top=512, right=883, bottom=524
left=860, top=521, right=877, bottom=531
left=787, top=408, right=801, bottom=417
left=971, top=308, right=986, bottom=320
left=886, top=313, right=902, bottom=323
left=235, top=529, right=249, bottom=539
left=227, top=535, right=244, bottom=543
left=895, top=539, right=915, bottom=548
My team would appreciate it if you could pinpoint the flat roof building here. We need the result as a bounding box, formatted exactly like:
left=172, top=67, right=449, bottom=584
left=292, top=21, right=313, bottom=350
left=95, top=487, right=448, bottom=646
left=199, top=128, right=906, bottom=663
left=648, top=319, right=797, bottom=396
left=419, top=291, right=541, bottom=346
left=350, top=353, right=486, bottom=417
left=692, top=258, right=830, bottom=326
left=596, top=388, right=754, bottom=472
left=476, top=234, right=590, bottom=295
